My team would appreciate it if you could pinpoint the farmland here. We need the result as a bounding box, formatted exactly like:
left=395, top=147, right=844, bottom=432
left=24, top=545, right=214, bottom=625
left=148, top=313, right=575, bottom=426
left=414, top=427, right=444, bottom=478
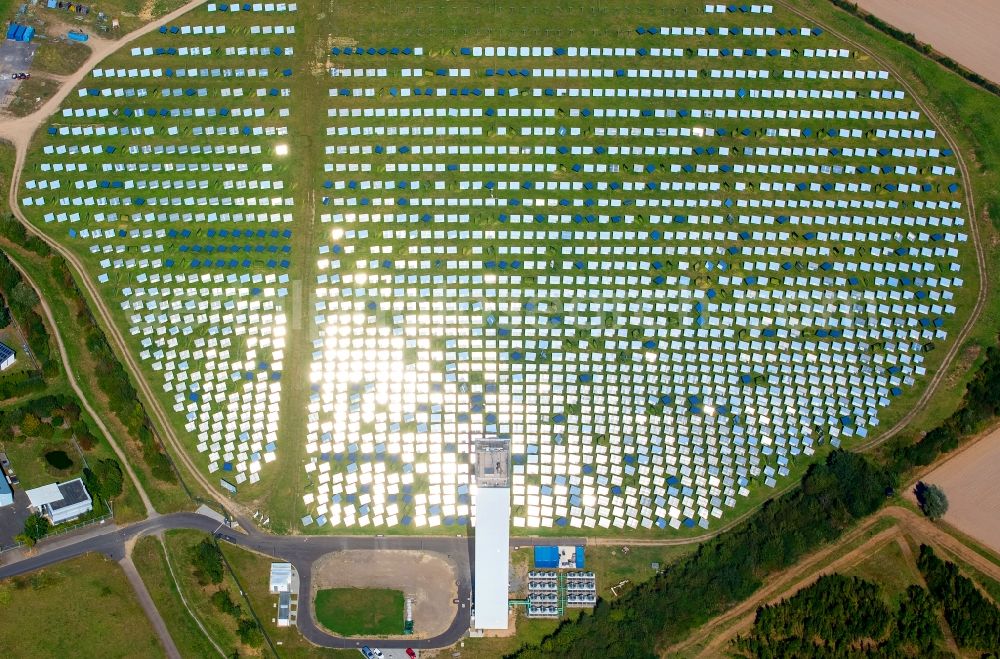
left=14, top=0, right=983, bottom=539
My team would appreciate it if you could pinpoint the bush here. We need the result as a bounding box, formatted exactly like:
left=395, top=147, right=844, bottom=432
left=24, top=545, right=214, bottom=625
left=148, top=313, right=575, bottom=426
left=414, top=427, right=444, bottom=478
left=83, top=458, right=124, bottom=502
left=237, top=618, right=263, bottom=647
left=211, top=589, right=243, bottom=618
left=23, top=513, right=50, bottom=542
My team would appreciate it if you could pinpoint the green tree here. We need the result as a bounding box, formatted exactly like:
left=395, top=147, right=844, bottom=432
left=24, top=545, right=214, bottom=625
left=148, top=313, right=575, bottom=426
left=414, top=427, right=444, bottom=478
left=23, top=513, right=50, bottom=542
left=190, top=538, right=224, bottom=585
left=14, top=532, right=34, bottom=548
left=9, top=280, right=39, bottom=313
left=94, top=459, right=124, bottom=499
left=211, top=589, right=243, bottom=618
left=916, top=482, right=949, bottom=521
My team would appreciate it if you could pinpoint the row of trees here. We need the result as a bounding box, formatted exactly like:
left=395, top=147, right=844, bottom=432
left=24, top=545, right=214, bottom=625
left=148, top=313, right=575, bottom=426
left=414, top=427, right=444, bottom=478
left=190, top=539, right=264, bottom=648
left=50, top=256, right=177, bottom=483
left=732, top=575, right=945, bottom=658
left=511, top=451, right=896, bottom=658
left=892, top=345, right=1000, bottom=472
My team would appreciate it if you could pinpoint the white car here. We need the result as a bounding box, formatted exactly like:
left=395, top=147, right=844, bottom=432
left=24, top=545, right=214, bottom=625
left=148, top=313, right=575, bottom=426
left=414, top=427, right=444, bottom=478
left=372, top=650, right=384, bottom=659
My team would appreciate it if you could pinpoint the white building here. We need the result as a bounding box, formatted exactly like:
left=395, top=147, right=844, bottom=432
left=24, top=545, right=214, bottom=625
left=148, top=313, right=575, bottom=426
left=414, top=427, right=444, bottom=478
left=474, top=487, right=511, bottom=630
left=269, top=562, right=294, bottom=594
left=25, top=478, right=92, bottom=524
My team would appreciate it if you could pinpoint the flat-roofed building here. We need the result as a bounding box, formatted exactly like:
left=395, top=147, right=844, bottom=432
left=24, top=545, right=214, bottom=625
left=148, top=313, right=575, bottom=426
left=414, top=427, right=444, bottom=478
left=473, top=439, right=511, bottom=630
left=25, top=478, right=92, bottom=524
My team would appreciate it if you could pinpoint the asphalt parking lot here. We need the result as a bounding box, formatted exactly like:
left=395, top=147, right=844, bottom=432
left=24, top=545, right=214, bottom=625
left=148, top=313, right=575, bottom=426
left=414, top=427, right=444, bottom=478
left=0, top=487, right=31, bottom=549
left=0, top=38, right=38, bottom=107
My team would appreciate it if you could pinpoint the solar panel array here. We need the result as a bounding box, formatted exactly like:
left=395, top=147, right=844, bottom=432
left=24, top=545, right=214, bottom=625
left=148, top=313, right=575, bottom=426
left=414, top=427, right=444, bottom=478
left=305, top=3, right=967, bottom=531
left=20, top=1, right=970, bottom=532
left=23, top=3, right=300, bottom=486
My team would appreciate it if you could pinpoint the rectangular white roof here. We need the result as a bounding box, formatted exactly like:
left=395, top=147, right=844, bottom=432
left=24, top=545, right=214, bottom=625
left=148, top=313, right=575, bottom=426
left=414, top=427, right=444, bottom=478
left=474, top=487, right=511, bottom=630
left=25, top=483, right=63, bottom=508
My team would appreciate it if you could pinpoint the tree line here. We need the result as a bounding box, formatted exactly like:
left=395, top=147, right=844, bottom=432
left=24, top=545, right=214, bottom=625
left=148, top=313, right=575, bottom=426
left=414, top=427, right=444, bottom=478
left=732, top=574, right=947, bottom=658
left=511, top=451, right=896, bottom=658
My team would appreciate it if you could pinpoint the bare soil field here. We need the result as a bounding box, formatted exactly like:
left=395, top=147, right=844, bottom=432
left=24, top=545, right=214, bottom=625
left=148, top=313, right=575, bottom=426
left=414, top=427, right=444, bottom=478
left=923, top=427, right=1000, bottom=553
left=853, top=0, right=1000, bottom=84
left=312, top=549, right=459, bottom=638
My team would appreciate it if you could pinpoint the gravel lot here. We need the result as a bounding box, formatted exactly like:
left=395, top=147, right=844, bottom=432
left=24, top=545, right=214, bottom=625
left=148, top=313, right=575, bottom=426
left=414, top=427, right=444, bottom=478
left=312, top=549, right=460, bottom=638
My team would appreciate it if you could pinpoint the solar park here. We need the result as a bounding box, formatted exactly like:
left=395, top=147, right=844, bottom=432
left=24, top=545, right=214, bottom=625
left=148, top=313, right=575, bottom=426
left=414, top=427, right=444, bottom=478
left=16, top=0, right=974, bottom=535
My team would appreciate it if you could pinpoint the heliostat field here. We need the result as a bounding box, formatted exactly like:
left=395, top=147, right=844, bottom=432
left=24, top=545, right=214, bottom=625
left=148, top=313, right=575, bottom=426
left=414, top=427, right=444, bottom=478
left=20, top=0, right=972, bottom=533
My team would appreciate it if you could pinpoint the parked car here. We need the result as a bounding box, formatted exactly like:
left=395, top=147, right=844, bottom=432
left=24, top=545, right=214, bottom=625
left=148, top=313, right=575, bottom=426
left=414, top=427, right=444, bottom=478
left=371, top=650, right=384, bottom=658
left=406, top=649, right=417, bottom=659
left=361, top=647, right=375, bottom=659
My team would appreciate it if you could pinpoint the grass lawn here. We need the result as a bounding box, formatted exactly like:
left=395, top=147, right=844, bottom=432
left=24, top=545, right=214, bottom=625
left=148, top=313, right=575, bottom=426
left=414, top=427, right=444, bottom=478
left=132, top=535, right=223, bottom=659
left=4, top=76, right=59, bottom=117
left=219, top=540, right=357, bottom=658
left=30, top=38, right=90, bottom=76
left=0, top=552, right=164, bottom=659
left=844, top=537, right=923, bottom=603
left=582, top=544, right=697, bottom=601
left=314, top=587, right=405, bottom=637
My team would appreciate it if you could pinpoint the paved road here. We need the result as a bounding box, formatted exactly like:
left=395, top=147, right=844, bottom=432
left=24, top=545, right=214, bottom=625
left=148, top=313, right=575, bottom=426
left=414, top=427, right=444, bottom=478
left=0, top=511, right=600, bottom=650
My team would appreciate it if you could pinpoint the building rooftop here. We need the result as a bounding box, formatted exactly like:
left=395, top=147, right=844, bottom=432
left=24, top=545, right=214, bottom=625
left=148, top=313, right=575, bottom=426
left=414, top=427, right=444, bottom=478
left=475, top=440, right=510, bottom=488
left=0, top=343, right=14, bottom=362
left=474, top=486, right=511, bottom=630
left=25, top=478, right=92, bottom=510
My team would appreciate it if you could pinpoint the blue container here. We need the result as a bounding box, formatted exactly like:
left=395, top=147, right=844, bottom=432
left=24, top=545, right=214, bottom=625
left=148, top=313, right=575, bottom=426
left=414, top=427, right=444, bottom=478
left=67, top=30, right=89, bottom=42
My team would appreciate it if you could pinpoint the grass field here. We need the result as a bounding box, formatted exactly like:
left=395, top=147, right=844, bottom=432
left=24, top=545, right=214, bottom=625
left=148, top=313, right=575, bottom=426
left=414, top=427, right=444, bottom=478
left=844, top=536, right=923, bottom=603
left=314, top=587, right=405, bottom=637
left=9, top=0, right=1000, bottom=540
left=0, top=552, right=164, bottom=659
left=132, top=535, right=223, bottom=658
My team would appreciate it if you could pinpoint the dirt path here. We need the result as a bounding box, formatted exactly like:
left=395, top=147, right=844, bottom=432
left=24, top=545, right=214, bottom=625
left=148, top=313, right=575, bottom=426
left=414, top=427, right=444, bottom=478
left=852, top=0, right=1000, bottom=85
left=4, top=250, right=157, bottom=518
left=0, top=0, right=256, bottom=520
left=672, top=520, right=900, bottom=657
left=669, top=505, right=1000, bottom=657
left=312, top=549, right=459, bottom=639
left=120, top=553, right=182, bottom=659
